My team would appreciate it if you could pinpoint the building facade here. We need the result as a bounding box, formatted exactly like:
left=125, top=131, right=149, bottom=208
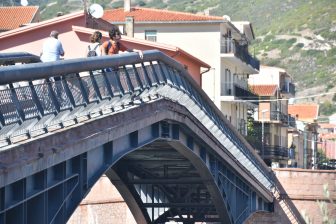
left=248, top=66, right=296, bottom=167
left=288, top=104, right=319, bottom=169
left=102, top=6, right=259, bottom=135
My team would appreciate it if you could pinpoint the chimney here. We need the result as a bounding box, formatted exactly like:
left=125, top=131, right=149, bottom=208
left=125, top=16, right=134, bottom=37
left=124, top=0, right=131, bottom=12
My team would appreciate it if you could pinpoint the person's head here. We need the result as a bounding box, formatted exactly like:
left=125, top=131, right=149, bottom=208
left=108, top=26, right=122, bottom=41
left=90, top=31, right=102, bottom=43
left=50, top=30, right=59, bottom=39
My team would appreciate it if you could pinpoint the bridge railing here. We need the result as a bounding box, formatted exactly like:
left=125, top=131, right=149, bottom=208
left=0, top=50, right=273, bottom=191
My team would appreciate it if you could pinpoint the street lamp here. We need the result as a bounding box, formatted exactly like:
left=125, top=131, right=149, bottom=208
left=261, top=109, right=269, bottom=159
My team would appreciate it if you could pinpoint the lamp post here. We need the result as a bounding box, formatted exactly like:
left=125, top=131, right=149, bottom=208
left=261, top=109, right=269, bottom=159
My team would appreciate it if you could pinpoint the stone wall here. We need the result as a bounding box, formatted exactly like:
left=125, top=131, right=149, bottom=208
left=273, top=168, right=336, bottom=223
left=68, top=175, right=136, bottom=224
left=69, top=169, right=336, bottom=224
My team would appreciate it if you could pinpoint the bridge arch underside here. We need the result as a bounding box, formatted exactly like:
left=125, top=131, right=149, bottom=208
left=0, top=102, right=272, bottom=224
left=109, top=140, right=229, bottom=224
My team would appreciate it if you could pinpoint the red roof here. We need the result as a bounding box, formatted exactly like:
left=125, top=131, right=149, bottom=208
left=288, top=104, right=319, bottom=122
left=0, top=6, right=39, bottom=31
left=249, top=85, right=278, bottom=96
left=319, top=123, right=336, bottom=129
left=102, top=7, right=224, bottom=23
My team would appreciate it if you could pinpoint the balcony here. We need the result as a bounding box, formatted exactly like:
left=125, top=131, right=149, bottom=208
left=281, top=83, right=295, bottom=96
left=220, top=38, right=260, bottom=73
left=246, top=140, right=289, bottom=160
left=267, top=111, right=296, bottom=127
left=220, top=84, right=258, bottom=105
left=263, top=145, right=289, bottom=159
left=234, top=85, right=258, bottom=105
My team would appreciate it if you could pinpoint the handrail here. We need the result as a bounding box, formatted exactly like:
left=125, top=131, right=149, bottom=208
left=0, top=52, right=41, bottom=66
left=0, top=50, right=183, bottom=84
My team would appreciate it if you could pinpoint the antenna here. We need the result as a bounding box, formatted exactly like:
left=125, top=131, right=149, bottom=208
left=20, top=0, right=28, bottom=6
left=223, top=15, right=231, bottom=21
left=88, top=3, right=104, bottom=19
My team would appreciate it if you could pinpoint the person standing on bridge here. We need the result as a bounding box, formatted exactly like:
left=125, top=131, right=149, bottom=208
left=86, top=31, right=103, bottom=57
left=40, top=30, right=65, bottom=63
left=102, top=26, right=143, bottom=59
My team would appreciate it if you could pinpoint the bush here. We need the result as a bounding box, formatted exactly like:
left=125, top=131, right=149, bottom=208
left=295, top=43, right=304, bottom=48
left=320, top=101, right=336, bottom=116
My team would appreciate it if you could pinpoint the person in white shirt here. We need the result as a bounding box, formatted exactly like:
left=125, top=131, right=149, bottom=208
left=39, top=30, right=65, bottom=84
left=40, top=30, right=65, bottom=62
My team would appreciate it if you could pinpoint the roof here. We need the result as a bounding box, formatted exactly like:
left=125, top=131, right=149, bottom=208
left=288, top=104, right=319, bottom=122
left=319, top=133, right=336, bottom=140
left=102, top=7, right=224, bottom=24
left=0, top=6, right=39, bottom=31
left=0, top=11, right=84, bottom=39
left=249, top=84, right=278, bottom=96
left=72, top=25, right=210, bottom=69
left=318, top=123, right=336, bottom=129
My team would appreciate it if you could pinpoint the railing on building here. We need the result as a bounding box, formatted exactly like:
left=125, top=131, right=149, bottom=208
left=220, top=38, right=260, bottom=71
left=234, top=85, right=259, bottom=105
left=281, top=83, right=295, bottom=96
left=264, top=145, right=289, bottom=158
left=268, top=111, right=296, bottom=127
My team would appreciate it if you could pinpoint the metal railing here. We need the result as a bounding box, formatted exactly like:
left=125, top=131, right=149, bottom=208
left=0, top=50, right=273, bottom=191
left=269, top=111, right=296, bottom=127
left=234, top=85, right=259, bottom=104
left=263, top=145, right=289, bottom=158
left=280, top=83, right=295, bottom=96
left=220, top=38, right=260, bottom=71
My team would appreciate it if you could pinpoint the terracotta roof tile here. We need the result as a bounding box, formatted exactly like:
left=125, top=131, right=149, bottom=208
left=288, top=104, right=319, bottom=122
left=319, top=123, right=336, bottom=129
left=0, top=6, right=39, bottom=31
left=102, top=7, right=224, bottom=23
left=249, top=84, right=278, bottom=96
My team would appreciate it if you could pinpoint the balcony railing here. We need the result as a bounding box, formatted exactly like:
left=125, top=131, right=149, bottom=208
left=246, top=140, right=289, bottom=159
left=264, top=145, right=289, bottom=158
left=234, top=85, right=258, bottom=105
left=268, top=111, right=296, bottom=127
left=220, top=38, right=260, bottom=71
left=281, top=83, right=295, bottom=96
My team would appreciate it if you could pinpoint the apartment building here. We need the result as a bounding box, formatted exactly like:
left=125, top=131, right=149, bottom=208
left=288, top=104, right=319, bottom=169
left=101, top=2, right=259, bottom=135
left=248, top=66, right=296, bottom=167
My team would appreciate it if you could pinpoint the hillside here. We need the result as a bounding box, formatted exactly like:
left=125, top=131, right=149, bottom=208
left=2, top=0, right=336, bottom=115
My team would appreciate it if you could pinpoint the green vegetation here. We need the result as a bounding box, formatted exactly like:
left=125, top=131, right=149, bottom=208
left=319, top=101, right=336, bottom=116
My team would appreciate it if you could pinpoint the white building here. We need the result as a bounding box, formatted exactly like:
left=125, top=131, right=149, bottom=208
left=102, top=3, right=260, bottom=135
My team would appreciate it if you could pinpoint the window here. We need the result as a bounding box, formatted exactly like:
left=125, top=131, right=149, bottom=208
left=145, top=30, right=157, bottom=42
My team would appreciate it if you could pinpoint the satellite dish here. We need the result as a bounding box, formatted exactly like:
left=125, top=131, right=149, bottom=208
left=20, top=0, right=28, bottom=6
left=88, top=4, right=104, bottom=19
left=223, top=15, right=231, bottom=21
